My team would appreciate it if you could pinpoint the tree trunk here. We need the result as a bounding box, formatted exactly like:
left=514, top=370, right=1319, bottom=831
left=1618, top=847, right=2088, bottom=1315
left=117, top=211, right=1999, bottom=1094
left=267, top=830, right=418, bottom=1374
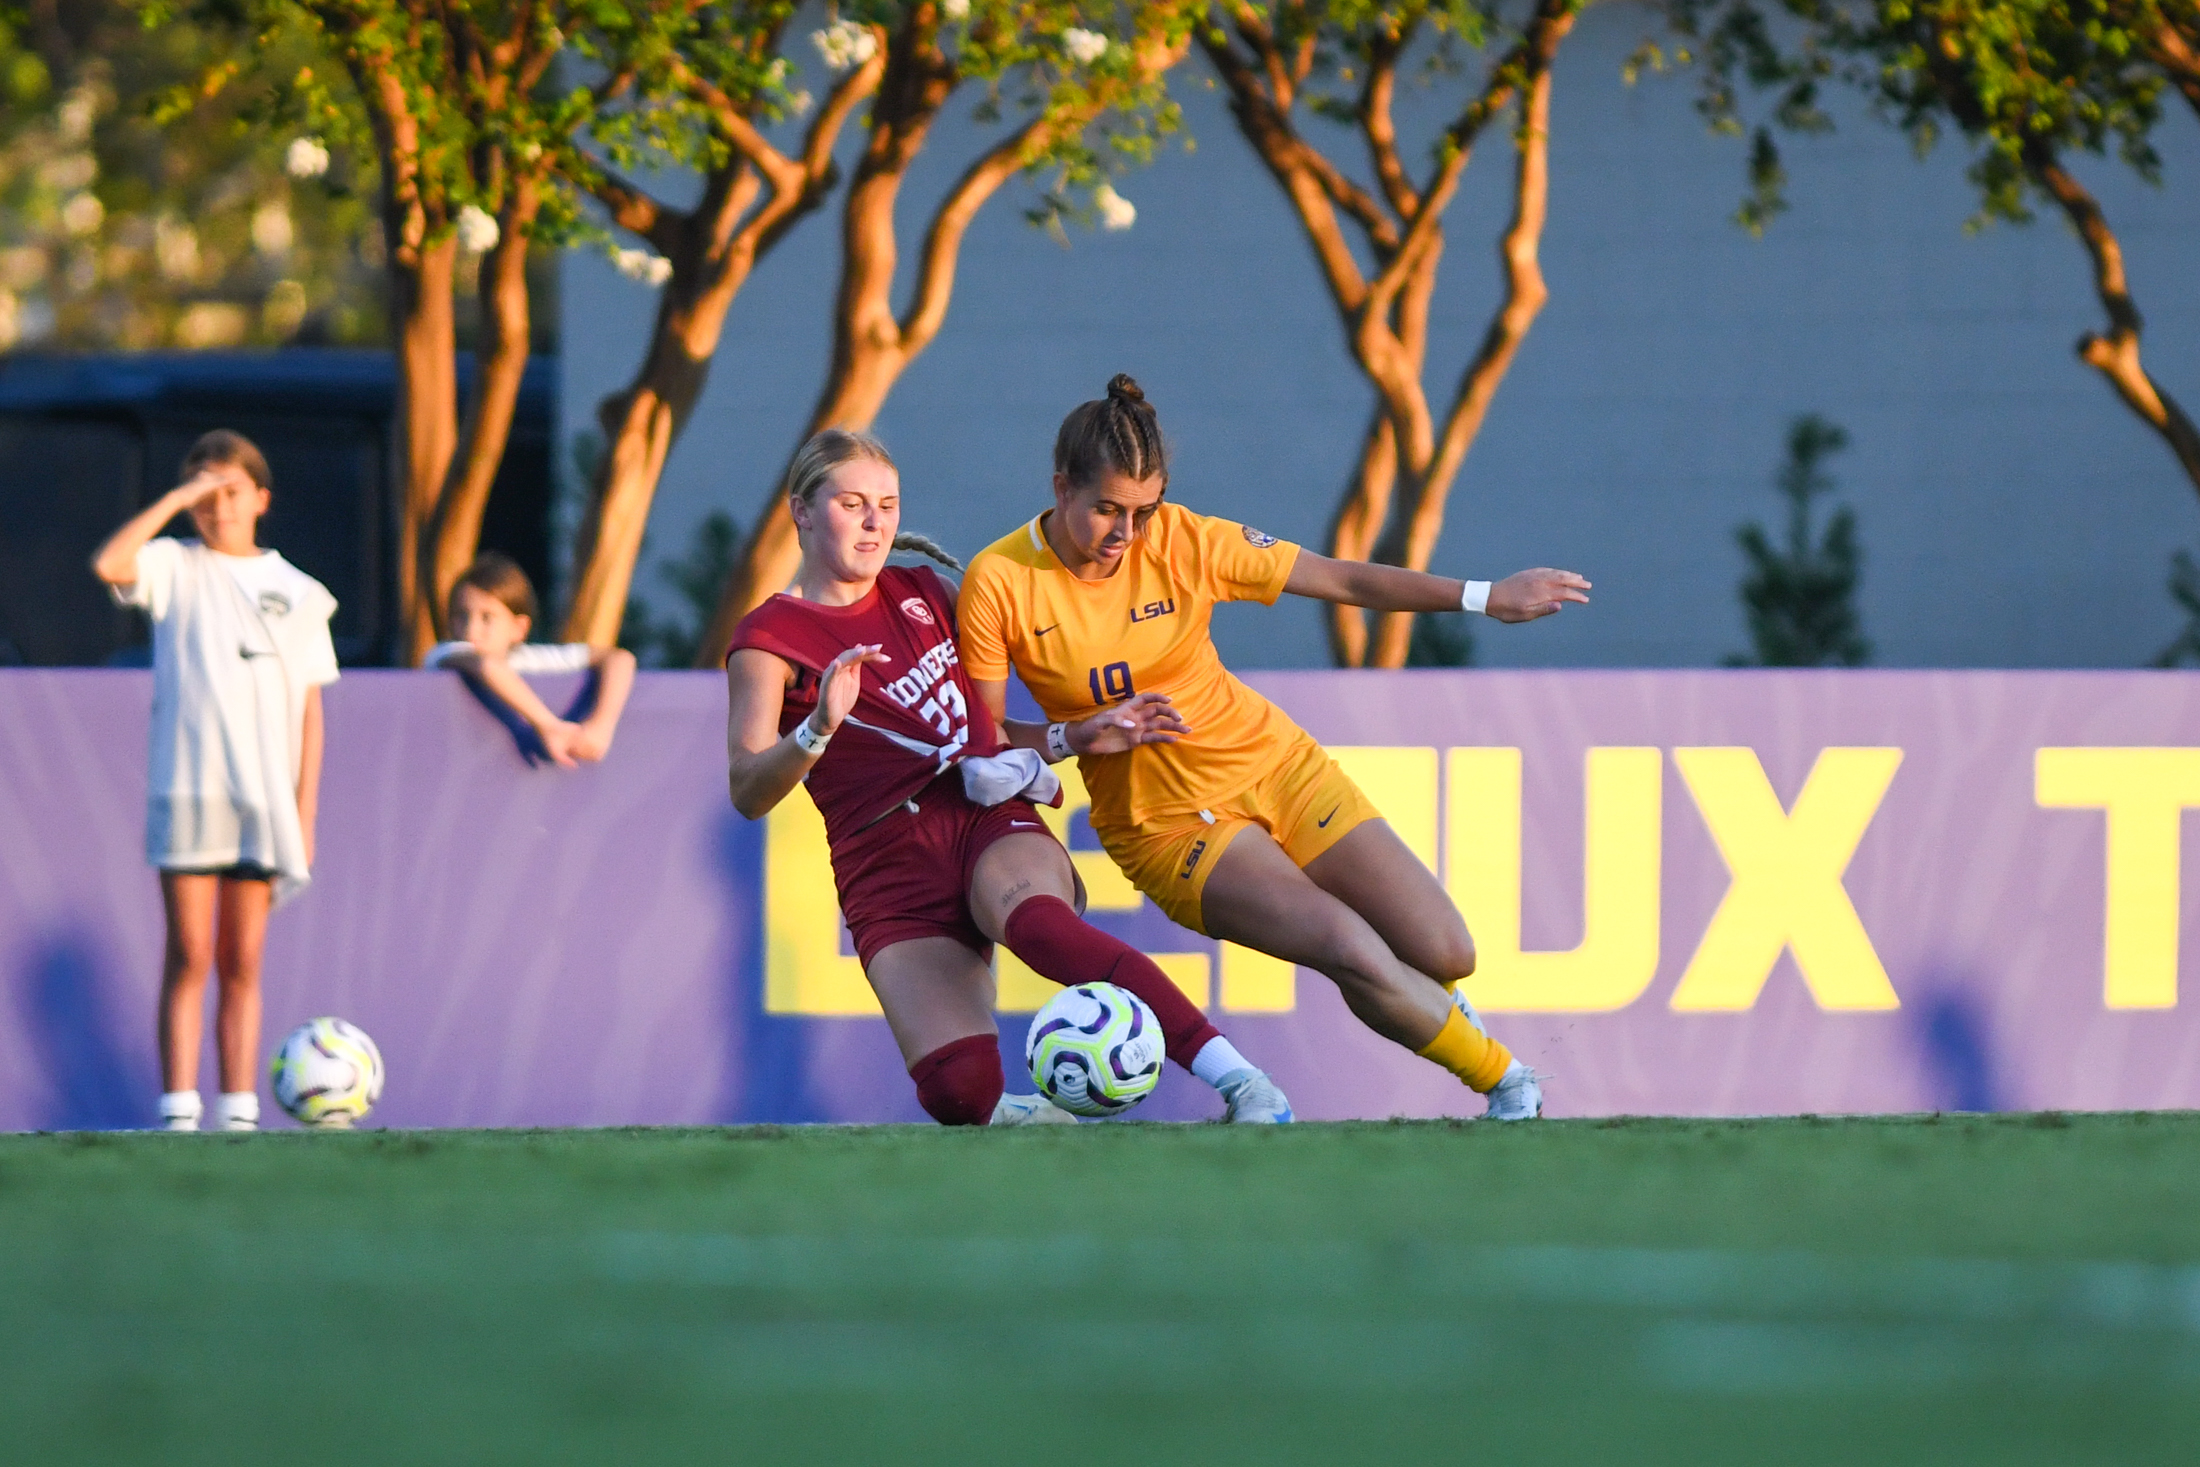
left=413, top=181, right=541, bottom=663
left=1366, top=44, right=1560, bottom=667
left=391, top=235, right=460, bottom=664
left=559, top=56, right=885, bottom=649
left=1326, top=410, right=1398, bottom=666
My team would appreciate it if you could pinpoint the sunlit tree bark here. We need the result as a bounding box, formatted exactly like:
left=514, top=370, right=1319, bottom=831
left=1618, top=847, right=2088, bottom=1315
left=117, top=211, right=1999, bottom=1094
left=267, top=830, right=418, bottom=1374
left=695, top=0, right=1196, bottom=665
left=1203, top=0, right=1582, bottom=666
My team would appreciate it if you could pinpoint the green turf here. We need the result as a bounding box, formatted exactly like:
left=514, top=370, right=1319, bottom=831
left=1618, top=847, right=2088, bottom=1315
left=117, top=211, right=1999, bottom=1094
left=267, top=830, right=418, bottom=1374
left=6, top=1114, right=2199, bottom=1465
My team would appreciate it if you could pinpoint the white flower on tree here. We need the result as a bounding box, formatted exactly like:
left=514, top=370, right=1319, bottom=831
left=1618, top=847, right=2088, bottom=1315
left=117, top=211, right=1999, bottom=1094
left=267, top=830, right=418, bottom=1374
left=812, top=20, right=878, bottom=71
left=456, top=204, right=501, bottom=254
left=613, top=247, right=674, bottom=287
left=941, top=0, right=970, bottom=20
left=285, top=138, right=331, bottom=180
left=1061, top=27, right=1109, bottom=64
left=1094, top=182, right=1135, bottom=231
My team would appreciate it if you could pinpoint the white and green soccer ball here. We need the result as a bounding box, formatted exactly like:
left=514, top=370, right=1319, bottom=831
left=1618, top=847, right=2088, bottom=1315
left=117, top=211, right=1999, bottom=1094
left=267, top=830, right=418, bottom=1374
left=1025, top=982, right=1162, bottom=1117
left=270, top=1017, right=385, bottom=1128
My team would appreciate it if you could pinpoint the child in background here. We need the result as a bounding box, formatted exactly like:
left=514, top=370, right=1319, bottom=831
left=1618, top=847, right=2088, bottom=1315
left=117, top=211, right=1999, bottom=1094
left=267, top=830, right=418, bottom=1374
left=91, top=429, right=340, bottom=1133
left=424, top=553, right=636, bottom=766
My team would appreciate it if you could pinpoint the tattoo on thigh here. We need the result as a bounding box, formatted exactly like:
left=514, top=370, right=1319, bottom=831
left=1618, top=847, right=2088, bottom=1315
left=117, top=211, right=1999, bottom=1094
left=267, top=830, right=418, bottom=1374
left=999, top=878, right=1033, bottom=910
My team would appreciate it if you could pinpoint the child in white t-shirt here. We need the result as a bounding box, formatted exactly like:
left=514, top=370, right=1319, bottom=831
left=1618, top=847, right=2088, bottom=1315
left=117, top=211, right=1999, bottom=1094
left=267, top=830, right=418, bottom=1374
left=423, top=553, right=635, bottom=766
left=92, top=430, right=340, bottom=1133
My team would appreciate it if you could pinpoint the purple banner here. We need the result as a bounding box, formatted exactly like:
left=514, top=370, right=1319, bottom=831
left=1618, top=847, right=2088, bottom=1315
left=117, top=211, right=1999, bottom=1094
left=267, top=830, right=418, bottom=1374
left=2, top=668, right=2197, bottom=1129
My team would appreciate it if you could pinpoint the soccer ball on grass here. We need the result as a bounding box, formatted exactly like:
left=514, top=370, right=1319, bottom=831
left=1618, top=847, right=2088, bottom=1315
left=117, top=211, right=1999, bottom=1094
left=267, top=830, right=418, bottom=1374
left=270, top=1017, right=385, bottom=1128
left=1025, top=982, right=1162, bottom=1117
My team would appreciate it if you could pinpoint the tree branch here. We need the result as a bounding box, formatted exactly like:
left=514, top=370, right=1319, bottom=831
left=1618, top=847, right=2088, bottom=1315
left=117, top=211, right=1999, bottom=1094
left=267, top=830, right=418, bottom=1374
left=1203, top=28, right=1373, bottom=313
left=2028, top=142, right=2200, bottom=496
left=1359, top=28, right=1422, bottom=221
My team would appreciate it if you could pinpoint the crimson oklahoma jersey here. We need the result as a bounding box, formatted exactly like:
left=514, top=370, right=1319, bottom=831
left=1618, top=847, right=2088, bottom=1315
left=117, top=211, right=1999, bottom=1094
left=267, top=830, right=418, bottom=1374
left=727, top=565, right=1006, bottom=846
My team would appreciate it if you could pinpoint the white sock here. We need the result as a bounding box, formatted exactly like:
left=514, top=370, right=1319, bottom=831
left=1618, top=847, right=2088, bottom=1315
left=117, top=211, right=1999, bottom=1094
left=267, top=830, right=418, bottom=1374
left=214, top=1091, right=260, bottom=1131
left=159, top=1091, right=202, bottom=1132
left=1190, top=1037, right=1255, bottom=1090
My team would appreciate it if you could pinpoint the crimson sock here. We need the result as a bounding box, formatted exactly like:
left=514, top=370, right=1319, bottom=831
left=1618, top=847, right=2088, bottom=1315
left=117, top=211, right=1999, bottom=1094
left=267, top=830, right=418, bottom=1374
left=910, top=1034, right=1003, bottom=1126
left=1003, top=896, right=1223, bottom=1071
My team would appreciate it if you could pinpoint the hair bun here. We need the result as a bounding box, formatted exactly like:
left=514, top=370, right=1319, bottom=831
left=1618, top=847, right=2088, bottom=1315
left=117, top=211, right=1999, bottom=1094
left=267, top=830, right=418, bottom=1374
left=1105, top=373, right=1145, bottom=406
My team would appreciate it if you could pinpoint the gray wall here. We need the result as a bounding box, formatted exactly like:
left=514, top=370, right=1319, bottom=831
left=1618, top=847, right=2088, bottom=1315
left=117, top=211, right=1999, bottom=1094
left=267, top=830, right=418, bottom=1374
left=558, top=3, right=2200, bottom=669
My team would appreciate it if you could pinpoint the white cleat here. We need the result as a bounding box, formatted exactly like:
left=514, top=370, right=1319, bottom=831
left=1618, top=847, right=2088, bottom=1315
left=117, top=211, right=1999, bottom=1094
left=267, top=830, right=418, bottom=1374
left=1483, top=1060, right=1543, bottom=1121
left=1216, top=1068, right=1294, bottom=1124
left=991, top=1092, right=1079, bottom=1126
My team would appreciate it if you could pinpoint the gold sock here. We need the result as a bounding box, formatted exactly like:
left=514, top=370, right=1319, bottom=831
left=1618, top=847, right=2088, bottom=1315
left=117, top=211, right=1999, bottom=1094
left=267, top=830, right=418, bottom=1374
left=1415, top=1006, right=1513, bottom=1092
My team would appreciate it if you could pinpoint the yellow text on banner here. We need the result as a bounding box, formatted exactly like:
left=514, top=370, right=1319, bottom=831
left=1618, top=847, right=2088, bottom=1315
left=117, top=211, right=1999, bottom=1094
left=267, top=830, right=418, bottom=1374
left=2036, top=747, right=2200, bottom=1009
left=1446, top=746, right=1664, bottom=1012
left=1669, top=747, right=1903, bottom=1012
left=763, top=783, right=879, bottom=1016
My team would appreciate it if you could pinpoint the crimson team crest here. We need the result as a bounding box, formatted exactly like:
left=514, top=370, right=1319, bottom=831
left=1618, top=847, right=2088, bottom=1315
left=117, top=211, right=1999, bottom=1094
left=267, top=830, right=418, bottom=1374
left=900, top=597, right=936, bottom=626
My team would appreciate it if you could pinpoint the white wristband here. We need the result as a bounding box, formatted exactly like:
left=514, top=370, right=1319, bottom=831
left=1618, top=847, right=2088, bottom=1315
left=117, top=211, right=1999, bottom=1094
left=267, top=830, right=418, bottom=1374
left=792, top=717, right=832, bottom=755
left=1461, top=580, right=1492, bottom=616
left=1045, top=721, right=1072, bottom=761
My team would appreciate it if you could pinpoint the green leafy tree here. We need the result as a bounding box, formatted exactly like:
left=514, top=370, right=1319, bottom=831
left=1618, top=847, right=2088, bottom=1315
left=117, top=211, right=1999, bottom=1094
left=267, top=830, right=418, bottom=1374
left=148, top=0, right=712, bottom=660
left=619, top=509, right=743, bottom=668
left=1405, top=609, right=1475, bottom=665
left=0, top=0, right=382, bottom=351
left=1728, top=413, right=1869, bottom=667
left=557, top=1, right=879, bottom=649
left=1666, top=0, right=2200, bottom=502
left=2149, top=546, right=2200, bottom=666
left=1200, top=0, right=1587, bottom=667
left=694, top=0, right=1201, bottom=663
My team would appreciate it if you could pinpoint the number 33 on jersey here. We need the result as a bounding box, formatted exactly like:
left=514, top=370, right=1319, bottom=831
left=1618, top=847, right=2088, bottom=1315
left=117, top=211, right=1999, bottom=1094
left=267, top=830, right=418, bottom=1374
left=959, top=502, right=1312, bottom=831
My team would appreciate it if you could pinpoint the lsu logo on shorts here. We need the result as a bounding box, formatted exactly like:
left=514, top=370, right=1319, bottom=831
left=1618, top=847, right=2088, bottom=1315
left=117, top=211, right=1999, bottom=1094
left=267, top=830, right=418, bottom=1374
left=1179, top=839, right=1208, bottom=881
left=900, top=597, right=936, bottom=626
left=1242, top=525, right=1278, bottom=548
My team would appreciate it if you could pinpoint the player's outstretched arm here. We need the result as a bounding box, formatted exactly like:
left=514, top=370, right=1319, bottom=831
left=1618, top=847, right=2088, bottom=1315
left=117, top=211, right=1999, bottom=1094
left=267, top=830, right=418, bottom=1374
left=969, top=680, right=1191, bottom=763
left=726, top=644, right=888, bottom=819
left=1281, top=553, right=1590, bottom=625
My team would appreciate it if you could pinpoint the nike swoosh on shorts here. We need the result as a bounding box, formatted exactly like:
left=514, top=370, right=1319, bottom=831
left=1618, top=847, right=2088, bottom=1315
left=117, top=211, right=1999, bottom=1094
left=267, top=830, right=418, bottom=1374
left=1317, top=806, right=1340, bottom=828
left=1035, top=624, right=1059, bottom=637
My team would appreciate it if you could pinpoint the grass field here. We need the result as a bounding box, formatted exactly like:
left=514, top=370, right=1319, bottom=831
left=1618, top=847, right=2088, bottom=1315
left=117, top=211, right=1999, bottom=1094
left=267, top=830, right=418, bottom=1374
left=7, top=1114, right=2199, bottom=1465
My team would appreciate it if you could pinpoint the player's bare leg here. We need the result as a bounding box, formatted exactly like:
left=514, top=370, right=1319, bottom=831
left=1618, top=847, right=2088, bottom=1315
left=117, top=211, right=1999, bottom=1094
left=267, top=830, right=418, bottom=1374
left=1201, top=828, right=1526, bottom=1111
left=1303, top=820, right=1475, bottom=992
left=156, top=872, right=219, bottom=1130
left=1304, top=822, right=1541, bottom=1117
left=971, top=833, right=1291, bottom=1122
left=865, top=936, right=1053, bottom=1125
left=866, top=936, right=1001, bottom=1067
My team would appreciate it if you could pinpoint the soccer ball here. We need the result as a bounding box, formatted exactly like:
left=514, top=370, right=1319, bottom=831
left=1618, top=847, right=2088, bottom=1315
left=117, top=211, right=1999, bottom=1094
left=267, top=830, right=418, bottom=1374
left=1025, top=983, right=1162, bottom=1117
left=270, top=1018, right=385, bottom=1128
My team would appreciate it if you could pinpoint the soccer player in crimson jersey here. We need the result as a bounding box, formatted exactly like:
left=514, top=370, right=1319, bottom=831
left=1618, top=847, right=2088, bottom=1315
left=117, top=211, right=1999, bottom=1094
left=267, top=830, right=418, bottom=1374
left=723, top=428, right=1292, bottom=1125
left=958, top=376, right=1590, bottom=1120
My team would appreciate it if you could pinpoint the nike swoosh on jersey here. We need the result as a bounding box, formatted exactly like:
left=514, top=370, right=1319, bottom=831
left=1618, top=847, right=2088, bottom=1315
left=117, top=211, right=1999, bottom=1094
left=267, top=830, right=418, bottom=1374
left=1034, top=624, right=1060, bottom=637
left=1316, top=805, right=1340, bottom=828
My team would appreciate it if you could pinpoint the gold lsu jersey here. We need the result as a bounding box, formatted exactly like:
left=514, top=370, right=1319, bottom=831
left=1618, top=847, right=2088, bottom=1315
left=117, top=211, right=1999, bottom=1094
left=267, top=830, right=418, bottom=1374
left=958, top=501, right=1314, bottom=832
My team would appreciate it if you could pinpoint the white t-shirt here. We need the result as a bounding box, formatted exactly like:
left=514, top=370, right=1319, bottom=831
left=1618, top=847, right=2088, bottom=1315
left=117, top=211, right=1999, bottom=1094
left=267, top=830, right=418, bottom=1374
left=113, top=538, right=339, bottom=904
left=424, top=640, right=594, bottom=674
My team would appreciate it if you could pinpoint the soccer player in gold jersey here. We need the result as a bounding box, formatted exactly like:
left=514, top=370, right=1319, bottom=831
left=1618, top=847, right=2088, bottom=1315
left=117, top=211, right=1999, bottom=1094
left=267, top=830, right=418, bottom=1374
left=960, top=376, right=1590, bottom=1118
